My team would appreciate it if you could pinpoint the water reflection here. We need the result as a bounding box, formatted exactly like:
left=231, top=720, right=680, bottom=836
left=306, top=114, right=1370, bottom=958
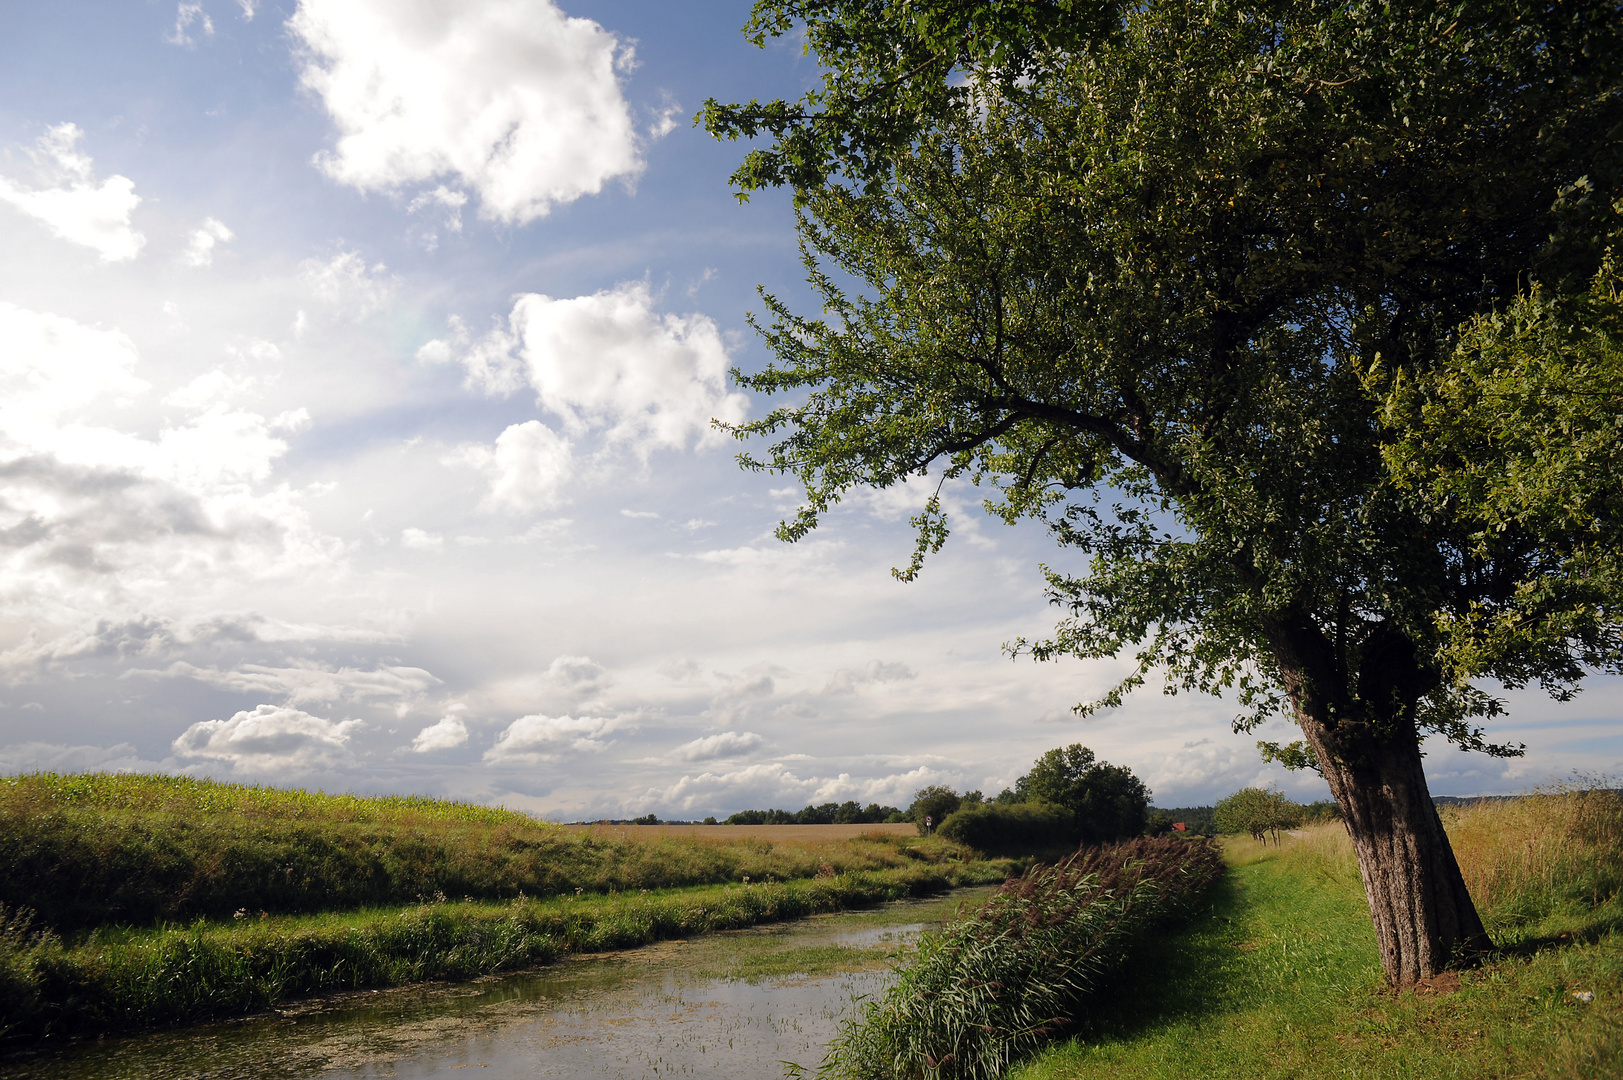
left=3, top=892, right=986, bottom=1080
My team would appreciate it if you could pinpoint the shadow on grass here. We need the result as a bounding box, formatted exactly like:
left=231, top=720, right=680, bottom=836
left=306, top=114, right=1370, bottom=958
left=1054, top=873, right=1257, bottom=1047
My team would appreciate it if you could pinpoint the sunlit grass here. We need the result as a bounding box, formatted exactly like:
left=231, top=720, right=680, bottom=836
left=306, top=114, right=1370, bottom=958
left=1009, top=790, right=1623, bottom=1080
left=0, top=773, right=1014, bottom=936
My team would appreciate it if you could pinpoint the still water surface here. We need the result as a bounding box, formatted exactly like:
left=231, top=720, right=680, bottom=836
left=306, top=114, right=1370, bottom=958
left=3, top=891, right=988, bottom=1080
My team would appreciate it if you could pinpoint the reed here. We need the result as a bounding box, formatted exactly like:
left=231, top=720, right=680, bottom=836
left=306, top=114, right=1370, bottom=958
left=812, top=837, right=1225, bottom=1080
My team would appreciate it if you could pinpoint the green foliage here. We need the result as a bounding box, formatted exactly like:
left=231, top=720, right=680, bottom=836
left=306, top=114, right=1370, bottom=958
left=936, top=801, right=1075, bottom=856
left=1376, top=256, right=1623, bottom=705
left=1014, top=745, right=1149, bottom=844
left=813, top=837, right=1224, bottom=1080
left=1214, top=788, right=1305, bottom=845
left=716, top=0, right=1623, bottom=763
left=0, top=774, right=968, bottom=935
left=725, top=801, right=902, bottom=825
left=0, top=865, right=1012, bottom=1041
left=908, top=785, right=964, bottom=834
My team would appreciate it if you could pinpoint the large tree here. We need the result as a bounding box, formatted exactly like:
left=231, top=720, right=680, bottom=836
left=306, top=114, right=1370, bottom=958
left=706, top=0, right=1623, bottom=986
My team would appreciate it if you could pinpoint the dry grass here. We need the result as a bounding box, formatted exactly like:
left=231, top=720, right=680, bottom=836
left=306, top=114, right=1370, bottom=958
left=557, top=823, right=918, bottom=841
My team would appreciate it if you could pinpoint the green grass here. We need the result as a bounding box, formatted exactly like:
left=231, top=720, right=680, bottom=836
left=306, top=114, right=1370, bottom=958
left=1008, top=802, right=1623, bottom=1080
left=0, top=773, right=1014, bottom=934
left=0, top=864, right=1013, bottom=1041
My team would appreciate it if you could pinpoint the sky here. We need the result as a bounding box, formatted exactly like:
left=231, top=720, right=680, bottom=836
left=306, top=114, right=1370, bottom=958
left=0, top=0, right=1616, bottom=820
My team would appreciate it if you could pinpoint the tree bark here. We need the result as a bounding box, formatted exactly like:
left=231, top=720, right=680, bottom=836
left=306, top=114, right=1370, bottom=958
left=1264, top=617, right=1492, bottom=987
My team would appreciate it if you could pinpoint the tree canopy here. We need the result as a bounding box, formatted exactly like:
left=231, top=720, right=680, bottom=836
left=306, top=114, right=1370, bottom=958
left=708, top=0, right=1623, bottom=984
left=1014, top=744, right=1149, bottom=844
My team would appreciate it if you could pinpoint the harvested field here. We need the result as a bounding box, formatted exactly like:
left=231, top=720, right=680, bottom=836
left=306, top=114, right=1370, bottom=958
left=556, top=822, right=919, bottom=841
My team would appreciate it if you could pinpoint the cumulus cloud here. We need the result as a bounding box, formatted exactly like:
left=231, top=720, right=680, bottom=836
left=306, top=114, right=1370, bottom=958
left=411, top=715, right=469, bottom=752
left=674, top=730, right=764, bottom=762
left=182, top=217, right=233, bottom=267
left=484, top=713, right=621, bottom=763
left=0, top=124, right=144, bottom=261
left=289, top=0, right=641, bottom=224
left=460, top=283, right=749, bottom=453
left=172, top=704, right=363, bottom=772
left=456, top=420, right=574, bottom=513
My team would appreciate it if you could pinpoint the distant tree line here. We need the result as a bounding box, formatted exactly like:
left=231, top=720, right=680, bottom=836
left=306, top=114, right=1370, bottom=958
left=721, top=801, right=905, bottom=826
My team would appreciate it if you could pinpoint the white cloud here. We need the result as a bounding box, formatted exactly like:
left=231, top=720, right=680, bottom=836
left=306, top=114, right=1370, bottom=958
left=0, top=304, right=340, bottom=645
left=411, top=715, right=469, bottom=752
left=459, top=282, right=749, bottom=454
left=674, top=730, right=764, bottom=762
left=167, top=3, right=215, bottom=46
left=163, top=368, right=256, bottom=412
left=401, top=527, right=444, bottom=551
left=238, top=0, right=256, bottom=20
left=0, top=124, right=144, bottom=261
left=289, top=0, right=641, bottom=224
left=620, top=509, right=659, bottom=520
left=457, top=420, right=573, bottom=512
left=0, top=740, right=167, bottom=774
left=182, top=217, right=234, bottom=267
left=172, top=704, right=363, bottom=772
left=485, top=713, right=622, bottom=763
left=299, top=251, right=395, bottom=318
left=825, top=660, right=917, bottom=695
left=159, top=661, right=440, bottom=706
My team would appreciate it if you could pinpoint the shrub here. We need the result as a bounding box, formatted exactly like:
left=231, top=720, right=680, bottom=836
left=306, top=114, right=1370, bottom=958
left=908, top=786, right=964, bottom=835
left=815, top=836, right=1225, bottom=1080
left=936, top=802, right=1074, bottom=856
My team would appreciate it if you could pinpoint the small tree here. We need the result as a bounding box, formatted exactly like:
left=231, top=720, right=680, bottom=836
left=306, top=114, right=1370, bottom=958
left=909, top=785, right=963, bottom=834
left=1214, top=788, right=1304, bottom=845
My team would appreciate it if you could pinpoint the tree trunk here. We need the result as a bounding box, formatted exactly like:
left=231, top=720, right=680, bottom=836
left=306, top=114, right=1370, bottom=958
left=1297, top=711, right=1491, bottom=986
left=1264, top=617, right=1492, bottom=987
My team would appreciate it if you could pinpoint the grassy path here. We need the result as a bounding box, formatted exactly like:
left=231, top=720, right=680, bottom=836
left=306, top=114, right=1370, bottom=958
left=1010, top=837, right=1623, bottom=1080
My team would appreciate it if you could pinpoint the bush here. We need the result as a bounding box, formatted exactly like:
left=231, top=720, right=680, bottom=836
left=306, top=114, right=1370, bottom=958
left=908, top=785, right=964, bottom=835
left=1013, top=745, right=1150, bottom=843
left=814, top=837, right=1225, bottom=1080
left=936, top=801, right=1075, bottom=856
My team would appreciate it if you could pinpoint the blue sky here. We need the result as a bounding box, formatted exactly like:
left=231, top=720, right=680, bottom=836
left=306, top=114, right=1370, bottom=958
left=0, top=0, right=1615, bottom=819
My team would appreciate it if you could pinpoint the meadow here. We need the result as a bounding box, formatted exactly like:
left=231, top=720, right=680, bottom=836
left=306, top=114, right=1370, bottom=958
left=1005, top=787, right=1623, bottom=1080
left=0, top=773, right=1000, bottom=935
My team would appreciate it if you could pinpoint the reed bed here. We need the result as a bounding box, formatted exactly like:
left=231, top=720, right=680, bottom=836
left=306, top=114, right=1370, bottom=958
left=811, top=837, right=1225, bottom=1080
left=0, top=863, right=1007, bottom=1041
left=0, top=774, right=994, bottom=934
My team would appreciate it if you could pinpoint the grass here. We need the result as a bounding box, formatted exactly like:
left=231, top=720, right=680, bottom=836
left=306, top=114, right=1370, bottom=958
left=0, top=773, right=1011, bottom=935
left=1007, top=789, right=1623, bottom=1080
left=0, top=864, right=1014, bottom=1041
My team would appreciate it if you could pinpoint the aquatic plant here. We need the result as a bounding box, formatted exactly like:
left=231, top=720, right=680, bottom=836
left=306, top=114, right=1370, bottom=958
left=813, top=836, right=1225, bottom=1080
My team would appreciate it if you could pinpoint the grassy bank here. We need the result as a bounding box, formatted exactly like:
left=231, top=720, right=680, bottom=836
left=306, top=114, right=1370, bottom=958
left=0, top=861, right=1011, bottom=1041
left=1009, top=789, right=1623, bottom=1080
left=0, top=774, right=1002, bottom=934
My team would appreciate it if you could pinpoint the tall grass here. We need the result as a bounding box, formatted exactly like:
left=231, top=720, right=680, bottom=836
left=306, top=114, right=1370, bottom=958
left=0, top=862, right=1007, bottom=1041
left=0, top=773, right=1001, bottom=934
left=811, top=837, right=1225, bottom=1080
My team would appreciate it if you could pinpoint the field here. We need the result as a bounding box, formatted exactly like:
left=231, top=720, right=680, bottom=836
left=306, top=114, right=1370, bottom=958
left=0, top=774, right=979, bottom=935
left=1008, top=789, right=1623, bottom=1080
left=558, top=823, right=919, bottom=840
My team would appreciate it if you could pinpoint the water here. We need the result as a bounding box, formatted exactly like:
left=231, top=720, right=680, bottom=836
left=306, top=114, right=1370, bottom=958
left=1, top=891, right=988, bottom=1080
